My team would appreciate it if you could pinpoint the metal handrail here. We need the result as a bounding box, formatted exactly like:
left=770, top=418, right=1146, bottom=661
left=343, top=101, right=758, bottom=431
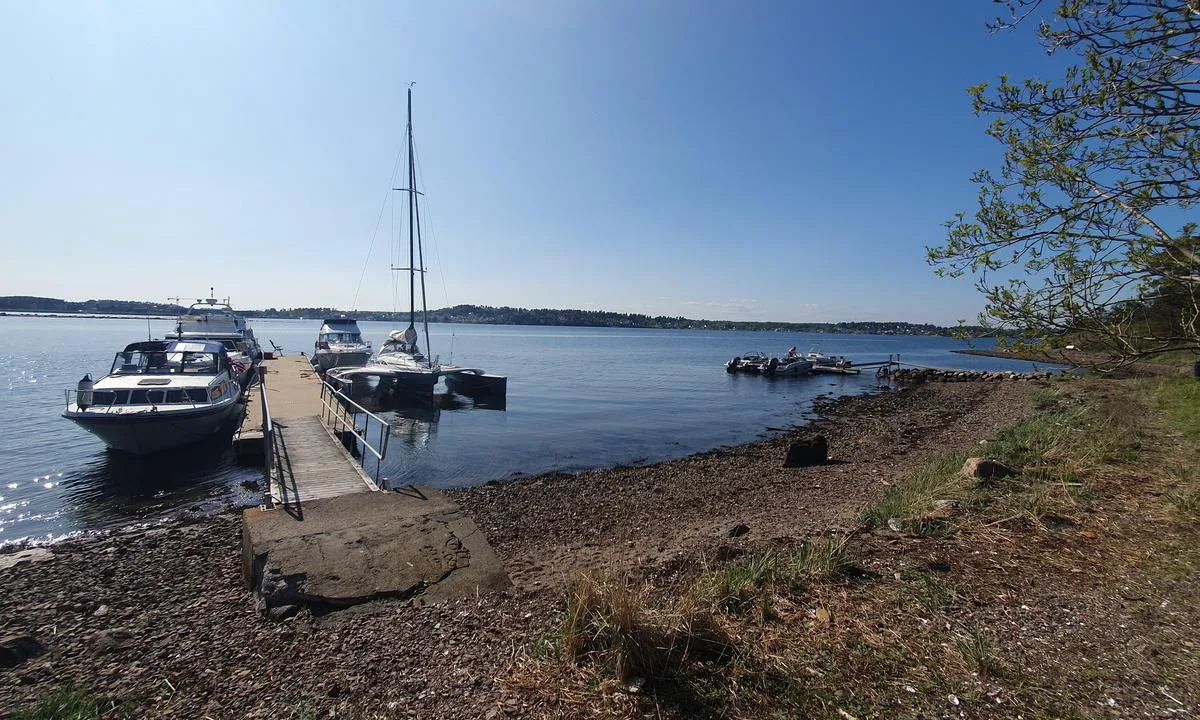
left=259, top=368, right=275, bottom=494
left=64, top=388, right=118, bottom=412
left=318, top=380, right=391, bottom=483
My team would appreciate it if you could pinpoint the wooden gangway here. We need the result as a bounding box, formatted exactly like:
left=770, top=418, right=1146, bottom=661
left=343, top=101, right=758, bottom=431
left=269, top=415, right=376, bottom=505
left=238, top=356, right=387, bottom=509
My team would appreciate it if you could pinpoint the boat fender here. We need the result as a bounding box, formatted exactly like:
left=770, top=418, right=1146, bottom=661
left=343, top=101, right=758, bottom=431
left=77, top=374, right=94, bottom=410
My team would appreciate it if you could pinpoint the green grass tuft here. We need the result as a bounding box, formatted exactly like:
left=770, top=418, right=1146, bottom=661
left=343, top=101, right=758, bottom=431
left=11, top=687, right=130, bottom=720
left=859, top=454, right=965, bottom=530
left=955, top=631, right=1004, bottom=677
left=1029, top=387, right=1058, bottom=410
left=1155, top=378, right=1200, bottom=440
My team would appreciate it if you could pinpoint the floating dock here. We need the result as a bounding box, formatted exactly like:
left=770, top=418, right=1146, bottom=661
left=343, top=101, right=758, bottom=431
left=237, top=355, right=509, bottom=614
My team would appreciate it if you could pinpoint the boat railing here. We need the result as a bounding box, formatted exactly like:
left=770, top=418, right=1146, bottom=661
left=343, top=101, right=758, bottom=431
left=63, top=388, right=121, bottom=412
left=318, top=380, right=392, bottom=484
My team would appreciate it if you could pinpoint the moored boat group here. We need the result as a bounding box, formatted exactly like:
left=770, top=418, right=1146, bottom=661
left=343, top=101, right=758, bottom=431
left=62, top=294, right=263, bottom=455
left=725, top=349, right=860, bottom=377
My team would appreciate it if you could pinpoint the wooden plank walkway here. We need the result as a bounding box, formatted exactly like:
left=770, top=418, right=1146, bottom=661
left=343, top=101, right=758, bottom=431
left=270, top=415, right=375, bottom=507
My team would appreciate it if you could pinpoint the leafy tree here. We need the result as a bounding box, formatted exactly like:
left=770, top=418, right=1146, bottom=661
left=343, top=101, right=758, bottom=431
left=930, top=0, right=1200, bottom=364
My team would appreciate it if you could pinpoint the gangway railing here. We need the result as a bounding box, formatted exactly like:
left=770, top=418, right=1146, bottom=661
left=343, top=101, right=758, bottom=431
left=256, top=366, right=279, bottom=506
left=318, top=381, right=392, bottom=484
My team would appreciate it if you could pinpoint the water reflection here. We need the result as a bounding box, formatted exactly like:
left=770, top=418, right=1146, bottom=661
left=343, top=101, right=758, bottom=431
left=58, top=434, right=259, bottom=531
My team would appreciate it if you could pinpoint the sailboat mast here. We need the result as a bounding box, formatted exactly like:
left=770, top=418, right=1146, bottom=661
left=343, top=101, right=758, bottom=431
left=406, top=87, right=417, bottom=334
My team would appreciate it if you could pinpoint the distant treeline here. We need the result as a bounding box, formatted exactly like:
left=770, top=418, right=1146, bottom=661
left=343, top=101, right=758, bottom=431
left=0, top=297, right=989, bottom=336
left=0, top=296, right=186, bottom=316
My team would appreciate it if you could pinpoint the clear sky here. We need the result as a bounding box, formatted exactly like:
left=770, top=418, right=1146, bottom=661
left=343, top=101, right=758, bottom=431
left=0, top=1, right=1057, bottom=324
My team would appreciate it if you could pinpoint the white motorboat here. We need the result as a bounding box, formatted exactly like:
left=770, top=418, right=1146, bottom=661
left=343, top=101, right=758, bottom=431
left=725, top=351, right=771, bottom=373
left=62, top=340, right=245, bottom=455
left=328, top=89, right=441, bottom=391
left=313, top=316, right=372, bottom=372
left=763, top=356, right=815, bottom=376
left=806, top=350, right=857, bottom=373
left=168, top=291, right=262, bottom=387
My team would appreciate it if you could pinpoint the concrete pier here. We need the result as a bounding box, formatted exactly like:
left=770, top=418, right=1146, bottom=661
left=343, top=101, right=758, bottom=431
left=238, top=355, right=509, bottom=614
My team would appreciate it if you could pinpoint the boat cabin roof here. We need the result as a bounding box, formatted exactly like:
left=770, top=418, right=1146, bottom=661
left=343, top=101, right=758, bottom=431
left=320, top=318, right=362, bottom=332
left=122, top=340, right=169, bottom=353
left=165, top=340, right=227, bottom=355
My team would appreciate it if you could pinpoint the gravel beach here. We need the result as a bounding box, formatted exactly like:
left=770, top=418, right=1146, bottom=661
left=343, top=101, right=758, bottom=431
left=0, top=380, right=1035, bottom=718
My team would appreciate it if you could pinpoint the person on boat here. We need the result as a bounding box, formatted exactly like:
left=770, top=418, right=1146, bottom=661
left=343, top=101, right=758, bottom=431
left=786, top=346, right=798, bottom=359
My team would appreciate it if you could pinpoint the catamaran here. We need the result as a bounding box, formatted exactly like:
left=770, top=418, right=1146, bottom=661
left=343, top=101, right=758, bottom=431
left=329, top=88, right=441, bottom=390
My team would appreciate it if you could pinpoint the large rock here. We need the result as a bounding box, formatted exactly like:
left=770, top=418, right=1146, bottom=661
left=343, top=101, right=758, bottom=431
left=784, top=436, right=828, bottom=467
left=0, top=635, right=45, bottom=668
left=0, top=548, right=54, bottom=571
left=961, top=457, right=1015, bottom=484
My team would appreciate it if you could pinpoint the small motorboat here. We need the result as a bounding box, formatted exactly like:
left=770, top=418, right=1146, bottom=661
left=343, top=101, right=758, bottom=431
left=442, top=366, right=507, bottom=396
left=62, top=340, right=245, bottom=454
left=807, top=351, right=858, bottom=374
left=313, top=316, right=372, bottom=372
left=725, top=351, right=772, bottom=373
left=763, top=356, right=815, bottom=376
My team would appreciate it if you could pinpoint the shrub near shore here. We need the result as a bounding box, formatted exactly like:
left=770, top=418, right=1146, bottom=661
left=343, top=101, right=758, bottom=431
left=514, top=378, right=1200, bottom=718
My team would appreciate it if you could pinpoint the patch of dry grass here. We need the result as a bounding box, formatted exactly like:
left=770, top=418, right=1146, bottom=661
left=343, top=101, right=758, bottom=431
left=510, top=380, right=1200, bottom=719
left=560, top=573, right=733, bottom=684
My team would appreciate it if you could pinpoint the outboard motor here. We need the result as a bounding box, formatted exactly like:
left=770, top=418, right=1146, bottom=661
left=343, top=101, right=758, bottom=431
left=765, top=357, right=779, bottom=376
left=77, top=374, right=94, bottom=410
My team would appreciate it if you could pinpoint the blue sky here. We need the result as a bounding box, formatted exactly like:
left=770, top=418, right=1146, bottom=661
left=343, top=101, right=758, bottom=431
left=0, top=1, right=1056, bottom=324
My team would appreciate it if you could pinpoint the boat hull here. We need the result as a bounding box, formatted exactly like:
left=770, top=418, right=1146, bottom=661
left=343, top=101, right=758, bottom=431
left=327, top=366, right=440, bottom=389
left=313, top=350, right=372, bottom=372
left=444, top=371, right=507, bottom=396
left=63, top=401, right=244, bottom=455
left=769, top=360, right=814, bottom=376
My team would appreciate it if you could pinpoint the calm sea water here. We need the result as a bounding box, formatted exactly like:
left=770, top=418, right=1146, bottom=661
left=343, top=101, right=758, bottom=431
left=0, top=316, right=1055, bottom=544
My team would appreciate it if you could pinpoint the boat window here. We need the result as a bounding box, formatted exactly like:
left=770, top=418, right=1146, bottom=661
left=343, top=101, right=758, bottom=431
left=111, top=350, right=175, bottom=375
left=186, top=388, right=208, bottom=402
left=167, top=351, right=218, bottom=374
left=320, top=332, right=361, bottom=343
left=90, top=391, right=116, bottom=406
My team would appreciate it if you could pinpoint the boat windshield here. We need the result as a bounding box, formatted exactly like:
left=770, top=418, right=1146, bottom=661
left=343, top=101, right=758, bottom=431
left=379, top=340, right=425, bottom=362
left=110, top=350, right=221, bottom=375
left=320, top=332, right=362, bottom=343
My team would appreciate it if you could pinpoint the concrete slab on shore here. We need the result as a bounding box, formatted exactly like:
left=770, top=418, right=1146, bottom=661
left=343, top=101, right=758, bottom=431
left=242, top=486, right=511, bottom=611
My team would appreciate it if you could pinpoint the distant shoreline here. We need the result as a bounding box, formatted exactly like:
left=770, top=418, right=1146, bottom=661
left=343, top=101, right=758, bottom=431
left=0, top=303, right=991, bottom=338
left=0, top=311, right=176, bottom=321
